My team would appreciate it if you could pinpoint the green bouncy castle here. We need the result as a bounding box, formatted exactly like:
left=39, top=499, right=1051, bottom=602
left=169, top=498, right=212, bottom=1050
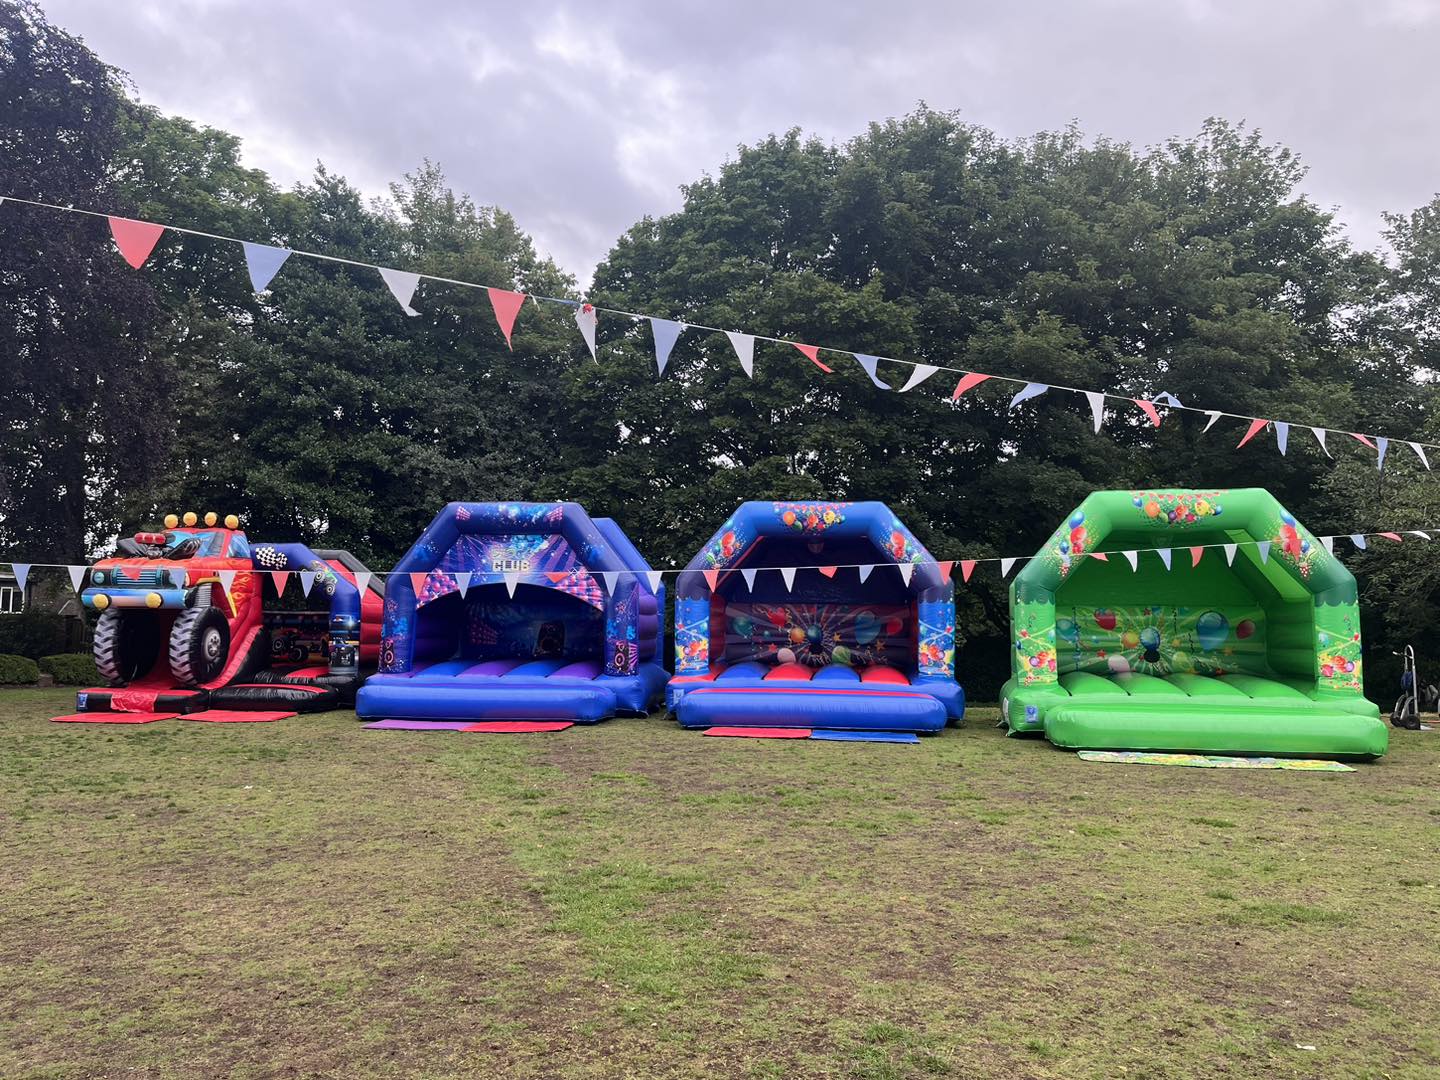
left=1001, top=489, right=1387, bottom=759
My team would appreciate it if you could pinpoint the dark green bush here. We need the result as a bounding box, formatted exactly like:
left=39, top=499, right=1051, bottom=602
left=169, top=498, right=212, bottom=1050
left=0, top=654, right=41, bottom=685
left=39, top=653, right=99, bottom=686
left=0, top=612, right=76, bottom=658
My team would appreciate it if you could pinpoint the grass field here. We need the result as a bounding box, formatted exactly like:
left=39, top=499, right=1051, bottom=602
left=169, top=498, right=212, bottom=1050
left=1, top=688, right=1437, bottom=1079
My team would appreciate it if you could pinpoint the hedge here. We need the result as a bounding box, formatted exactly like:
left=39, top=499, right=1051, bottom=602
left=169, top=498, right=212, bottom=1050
left=0, top=654, right=41, bottom=685
left=39, top=653, right=99, bottom=686
left=0, top=612, right=79, bottom=659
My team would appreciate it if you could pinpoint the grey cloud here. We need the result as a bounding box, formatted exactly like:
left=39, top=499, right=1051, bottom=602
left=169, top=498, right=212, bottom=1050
left=41, top=0, right=1440, bottom=281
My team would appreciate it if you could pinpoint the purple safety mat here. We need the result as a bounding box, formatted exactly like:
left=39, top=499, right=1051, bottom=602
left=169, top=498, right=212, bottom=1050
left=363, top=719, right=477, bottom=731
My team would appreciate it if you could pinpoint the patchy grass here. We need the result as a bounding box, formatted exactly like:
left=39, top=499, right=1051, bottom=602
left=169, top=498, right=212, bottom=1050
left=2, top=688, right=1439, bottom=1078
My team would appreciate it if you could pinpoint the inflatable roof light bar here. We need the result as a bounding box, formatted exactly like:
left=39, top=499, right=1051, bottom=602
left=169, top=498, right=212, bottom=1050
left=668, top=501, right=963, bottom=733
left=1001, top=488, right=1386, bottom=759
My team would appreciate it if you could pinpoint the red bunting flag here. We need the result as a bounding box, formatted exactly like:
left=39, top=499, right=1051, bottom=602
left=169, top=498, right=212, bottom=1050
left=409, top=572, right=429, bottom=596
left=269, top=570, right=289, bottom=596
left=792, top=343, right=833, bottom=373
left=1190, top=546, right=1204, bottom=567
left=1350, top=432, right=1377, bottom=449
left=1237, top=418, right=1268, bottom=447
left=959, top=560, right=976, bottom=582
left=486, top=288, right=527, bottom=349
left=1089, top=552, right=1109, bottom=562
left=702, top=569, right=720, bottom=591
left=545, top=571, right=568, bottom=583
left=817, top=566, right=838, bottom=578
left=936, top=560, right=954, bottom=581
left=1133, top=399, right=1163, bottom=427
left=1378, top=532, right=1402, bottom=542
left=951, top=372, right=991, bottom=401
left=108, top=216, right=165, bottom=269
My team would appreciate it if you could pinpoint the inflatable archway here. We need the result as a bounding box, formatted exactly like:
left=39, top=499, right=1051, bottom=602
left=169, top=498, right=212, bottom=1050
left=667, top=501, right=963, bottom=732
left=356, top=502, right=666, bottom=723
left=1001, top=489, right=1387, bottom=758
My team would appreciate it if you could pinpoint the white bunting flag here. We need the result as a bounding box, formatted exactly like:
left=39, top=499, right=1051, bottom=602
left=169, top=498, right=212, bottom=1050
left=725, top=331, right=755, bottom=377
left=1121, top=550, right=1138, bottom=571
left=242, top=242, right=292, bottom=293
left=299, top=571, right=316, bottom=597
left=780, top=566, right=796, bottom=591
left=1321, top=536, right=1335, bottom=555
left=1311, top=427, right=1331, bottom=457
left=1223, top=543, right=1237, bottom=565
left=504, top=570, right=521, bottom=597
left=67, top=564, right=87, bottom=591
left=1409, top=442, right=1431, bottom=470
left=1256, top=541, right=1271, bottom=563
left=1000, top=557, right=1017, bottom=578
left=1202, top=410, right=1222, bottom=432
left=453, top=571, right=470, bottom=598
left=650, top=318, right=686, bottom=376
left=601, top=571, right=620, bottom=594
left=1406, top=531, right=1431, bottom=540
left=1157, top=548, right=1172, bottom=570
left=378, top=268, right=421, bottom=316
left=741, top=568, right=758, bottom=592
left=1009, top=382, right=1048, bottom=409
left=853, top=354, right=892, bottom=390
left=646, top=571, right=664, bottom=592
left=899, top=364, right=939, bottom=392
left=1085, top=390, right=1104, bottom=432
left=858, top=564, right=874, bottom=583
left=1274, top=421, right=1289, bottom=455
left=8, top=563, right=29, bottom=592
left=898, top=562, right=914, bottom=586
left=575, top=304, right=599, bottom=361
left=354, top=571, right=372, bottom=596
left=1154, top=391, right=1184, bottom=407
left=1377, top=437, right=1389, bottom=471
left=1350, top=534, right=1368, bottom=550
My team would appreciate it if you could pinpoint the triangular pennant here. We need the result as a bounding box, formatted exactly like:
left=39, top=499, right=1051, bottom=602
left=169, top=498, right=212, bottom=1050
left=1089, top=552, right=1109, bottom=562
left=1223, top=543, right=1237, bottom=565
left=702, top=569, right=720, bottom=592
left=999, top=557, right=1017, bottom=578
left=354, top=571, right=372, bottom=596
left=951, top=372, right=990, bottom=401
left=741, top=567, right=758, bottom=592
left=1321, top=536, right=1335, bottom=555
left=486, top=288, right=527, bottom=349
left=269, top=570, right=289, bottom=596
left=1156, top=547, right=1172, bottom=570
left=646, top=571, right=664, bottom=592
left=299, top=571, right=316, bottom=597
left=378, top=267, right=422, bottom=316
left=1256, top=541, right=1271, bottom=564
left=1274, top=421, right=1289, bottom=455
left=1409, top=442, right=1431, bottom=470
left=899, top=364, right=939, bottom=392
left=1133, top=399, right=1162, bottom=427
left=1312, top=427, right=1331, bottom=456
left=853, top=354, right=891, bottom=390
left=1350, top=433, right=1377, bottom=449
left=242, top=242, right=292, bottom=293
left=1378, top=532, right=1403, bottom=542
left=454, top=571, right=471, bottom=598
left=545, top=571, right=568, bottom=584
left=779, top=566, right=796, bottom=591
left=1237, top=418, right=1268, bottom=448
left=792, top=343, right=833, bottom=373
left=1202, top=410, right=1223, bottom=432
left=1153, top=391, right=1184, bottom=407
left=67, top=564, right=87, bottom=591
left=601, top=571, right=620, bottom=594
left=1121, top=550, right=1138, bottom=571
left=650, top=318, right=687, bottom=376
left=410, top=571, right=429, bottom=597
left=1349, top=534, right=1368, bottom=550
left=959, top=560, right=976, bottom=583
left=1085, top=390, right=1104, bottom=433
left=575, top=304, right=599, bottom=361
left=1189, top=546, right=1203, bottom=568
left=858, top=564, right=874, bottom=583
left=818, top=565, right=838, bottom=578
left=898, top=563, right=914, bottom=586
left=1376, top=437, right=1389, bottom=471
left=1407, top=531, right=1431, bottom=540
left=936, top=561, right=953, bottom=582
left=503, top=570, right=520, bottom=597
left=1008, top=382, right=1049, bottom=409
left=108, top=217, right=165, bottom=269
left=9, top=563, right=30, bottom=592
left=725, top=332, right=755, bottom=377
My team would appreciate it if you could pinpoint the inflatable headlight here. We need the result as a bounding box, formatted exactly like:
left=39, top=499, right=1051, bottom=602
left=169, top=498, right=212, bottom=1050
left=91, top=570, right=105, bottom=585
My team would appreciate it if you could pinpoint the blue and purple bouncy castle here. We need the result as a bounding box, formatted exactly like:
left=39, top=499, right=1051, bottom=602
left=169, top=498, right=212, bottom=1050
left=667, top=501, right=963, bottom=733
left=356, top=502, right=666, bottom=724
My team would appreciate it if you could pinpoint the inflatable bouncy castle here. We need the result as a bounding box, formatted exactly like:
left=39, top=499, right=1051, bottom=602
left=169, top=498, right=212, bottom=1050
left=67, top=511, right=382, bottom=717
left=355, top=502, right=666, bottom=724
left=1001, top=489, right=1387, bottom=758
left=667, top=502, right=963, bottom=733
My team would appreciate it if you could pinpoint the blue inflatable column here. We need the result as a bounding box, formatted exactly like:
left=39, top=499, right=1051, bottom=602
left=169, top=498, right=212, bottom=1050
left=674, top=596, right=712, bottom=675
left=918, top=589, right=956, bottom=679
left=604, top=579, right=640, bottom=676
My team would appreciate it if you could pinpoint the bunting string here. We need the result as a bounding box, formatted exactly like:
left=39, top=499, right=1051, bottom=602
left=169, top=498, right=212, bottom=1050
left=1, top=194, right=1434, bottom=469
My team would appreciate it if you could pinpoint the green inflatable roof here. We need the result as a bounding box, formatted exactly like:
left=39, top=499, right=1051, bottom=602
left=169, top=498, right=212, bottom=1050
left=1001, top=489, right=1386, bottom=759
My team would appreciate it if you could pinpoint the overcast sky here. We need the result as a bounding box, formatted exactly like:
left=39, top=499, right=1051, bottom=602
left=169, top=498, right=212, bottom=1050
left=41, top=0, right=1440, bottom=284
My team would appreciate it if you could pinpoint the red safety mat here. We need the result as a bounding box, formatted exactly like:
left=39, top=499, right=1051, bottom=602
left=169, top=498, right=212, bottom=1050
left=51, top=712, right=177, bottom=724
left=459, top=721, right=575, bottom=733
left=179, top=710, right=295, bottom=723
left=701, top=726, right=813, bottom=739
